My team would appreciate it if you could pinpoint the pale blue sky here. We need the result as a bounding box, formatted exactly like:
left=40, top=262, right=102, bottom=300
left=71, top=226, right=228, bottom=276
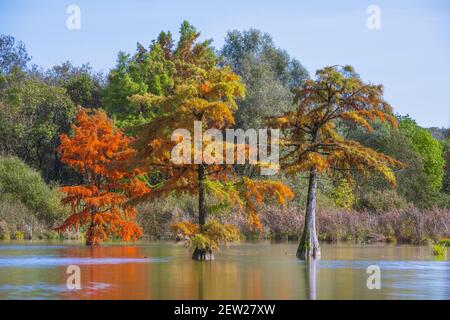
left=1, top=0, right=449, bottom=128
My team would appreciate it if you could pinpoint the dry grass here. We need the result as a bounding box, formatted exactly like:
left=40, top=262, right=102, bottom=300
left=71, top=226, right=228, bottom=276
left=137, top=197, right=450, bottom=244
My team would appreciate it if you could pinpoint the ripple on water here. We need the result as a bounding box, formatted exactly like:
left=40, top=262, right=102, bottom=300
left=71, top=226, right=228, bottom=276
left=0, top=281, right=111, bottom=299
left=0, top=245, right=67, bottom=251
left=0, top=256, right=169, bottom=268
left=301, top=260, right=450, bottom=299
left=316, top=260, right=450, bottom=271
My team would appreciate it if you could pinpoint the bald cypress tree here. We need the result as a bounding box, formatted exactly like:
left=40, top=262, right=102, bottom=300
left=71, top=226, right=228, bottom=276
left=268, top=65, right=403, bottom=259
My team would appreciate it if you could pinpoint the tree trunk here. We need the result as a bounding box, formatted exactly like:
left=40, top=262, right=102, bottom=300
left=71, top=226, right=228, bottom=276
left=85, top=230, right=98, bottom=246
left=192, top=247, right=214, bottom=261
left=297, top=168, right=321, bottom=259
left=192, top=164, right=214, bottom=260
left=198, top=164, right=206, bottom=226
left=85, top=234, right=98, bottom=246
left=52, top=151, right=62, bottom=182
left=85, top=213, right=99, bottom=246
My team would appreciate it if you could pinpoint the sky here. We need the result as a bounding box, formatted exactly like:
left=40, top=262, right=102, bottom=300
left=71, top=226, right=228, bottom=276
left=0, top=0, right=449, bottom=128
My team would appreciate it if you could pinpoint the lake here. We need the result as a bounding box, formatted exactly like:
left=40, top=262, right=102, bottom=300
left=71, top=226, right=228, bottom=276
left=0, top=241, right=448, bottom=299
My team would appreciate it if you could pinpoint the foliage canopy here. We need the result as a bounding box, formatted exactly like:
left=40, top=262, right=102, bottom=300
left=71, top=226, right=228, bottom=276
left=56, top=108, right=150, bottom=245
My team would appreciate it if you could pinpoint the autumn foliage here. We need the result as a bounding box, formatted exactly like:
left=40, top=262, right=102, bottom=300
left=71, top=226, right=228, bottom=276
left=130, top=25, right=292, bottom=216
left=268, top=65, right=403, bottom=184
left=56, top=108, right=150, bottom=245
left=171, top=220, right=240, bottom=251
left=267, top=65, right=404, bottom=259
left=126, top=22, right=293, bottom=257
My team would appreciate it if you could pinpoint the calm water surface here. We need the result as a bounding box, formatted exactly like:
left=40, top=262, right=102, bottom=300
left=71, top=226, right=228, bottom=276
left=0, top=241, right=448, bottom=299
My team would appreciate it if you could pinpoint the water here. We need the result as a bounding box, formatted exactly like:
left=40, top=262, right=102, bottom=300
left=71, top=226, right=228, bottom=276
left=0, top=241, right=448, bottom=300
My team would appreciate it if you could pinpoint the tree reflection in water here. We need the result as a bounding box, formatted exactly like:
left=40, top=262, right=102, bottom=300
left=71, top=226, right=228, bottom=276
left=305, top=259, right=318, bottom=300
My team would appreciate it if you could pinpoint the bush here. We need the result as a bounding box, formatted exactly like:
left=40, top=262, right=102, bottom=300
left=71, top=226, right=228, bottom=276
left=0, top=200, right=48, bottom=239
left=136, top=194, right=197, bottom=239
left=432, top=244, right=447, bottom=256
left=184, top=220, right=240, bottom=251
left=44, top=230, right=61, bottom=240
left=358, top=189, right=407, bottom=213
left=381, top=206, right=450, bottom=243
left=135, top=190, right=449, bottom=245
left=0, top=220, right=10, bottom=240
left=0, top=201, right=48, bottom=239
left=243, top=205, right=449, bottom=244
left=258, top=205, right=303, bottom=239
left=331, top=179, right=356, bottom=210
left=438, top=238, right=450, bottom=247
left=171, top=221, right=199, bottom=240
left=136, top=193, right=239, bottom=239
left=0, top=157, right=68, bottom=225
left=13, top=230, right=25, bottom=240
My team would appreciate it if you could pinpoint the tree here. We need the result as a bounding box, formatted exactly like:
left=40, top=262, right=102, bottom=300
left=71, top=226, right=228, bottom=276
left=128, top=22, right=293, bottom=260
left=0, top=39, right=100, bottom=183
left=41, top=61, right=104, bottom=109
left=0, top=70, right=76, bottom=182
left=0, top=156, right=67, bottom=225
left=268, top=65, right=403, bottom=259
left=346, top=119, right=442, bottom=208
left=441, top=134, right=450, bottom=195
left=444, top=150, right=450, bottom=194
left=220, top=29, right=309, bottom=130
left=101, top=51, right=148, bottom=124
left=221, top=29, right=308, bottom=89
left=399, top=116, right=445, bottom=193
left=0, top=34, right=31, bottom=75
left=56, top=108, right=150, bottom=245
left=101, top=37, right=175, bottom=126
left=228, top=54, right=293, bottom=130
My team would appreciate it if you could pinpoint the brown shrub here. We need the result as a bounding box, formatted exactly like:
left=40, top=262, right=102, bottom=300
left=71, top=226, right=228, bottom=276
left=0, top=200, right=47, bottom=239
left=136, top=194, right=450, bottom=244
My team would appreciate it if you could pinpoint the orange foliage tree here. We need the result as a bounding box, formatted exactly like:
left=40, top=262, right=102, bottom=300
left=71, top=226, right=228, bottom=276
left=127, top=23, right=293, bottom=260
left=56, top=108, right=150, bottom=245
left=268, top=65, right=403, bottom=259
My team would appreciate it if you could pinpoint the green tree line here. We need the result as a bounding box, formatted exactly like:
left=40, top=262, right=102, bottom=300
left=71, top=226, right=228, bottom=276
left=0, top=23, right=449, bottom=243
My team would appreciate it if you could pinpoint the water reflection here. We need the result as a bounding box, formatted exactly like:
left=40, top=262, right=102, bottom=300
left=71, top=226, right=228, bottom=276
left=0, top=242, right=448, bottom=299
left=305, top=259, right=317, bottom=300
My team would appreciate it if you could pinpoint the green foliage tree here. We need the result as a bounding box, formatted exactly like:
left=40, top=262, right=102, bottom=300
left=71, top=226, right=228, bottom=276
left=101, top=36, right=175, bottom=125
left=347, top=120, right=444, bottom=208
left=41, top=61, right=104, bottom=109
left=0, top=34, right=31, bottom=75
left=443, top=138, right=450, bottom=194
left=101, top=51, right=148, bottom=124
left=221, top=29, right=308, bottom=88
left=220, top=29, right=309, bottom=130
left=0, top=156, right=67, bottom=224
left=0, top=70, right=76, bottom=182
left=399, top=116, right=445, bottom=193
left=330, top=179, right=356, bottom=210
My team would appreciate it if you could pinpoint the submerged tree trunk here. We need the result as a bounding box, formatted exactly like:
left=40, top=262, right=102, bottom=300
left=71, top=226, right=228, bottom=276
left=85, top=235, right=98, bottom=246
left=193, top=164, right=214, bottom=261
left=297, top=168, right=321, bottom=259
left=192, top=247, right=214, bottom=260
left=85, top=229, right=98, bottom=246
